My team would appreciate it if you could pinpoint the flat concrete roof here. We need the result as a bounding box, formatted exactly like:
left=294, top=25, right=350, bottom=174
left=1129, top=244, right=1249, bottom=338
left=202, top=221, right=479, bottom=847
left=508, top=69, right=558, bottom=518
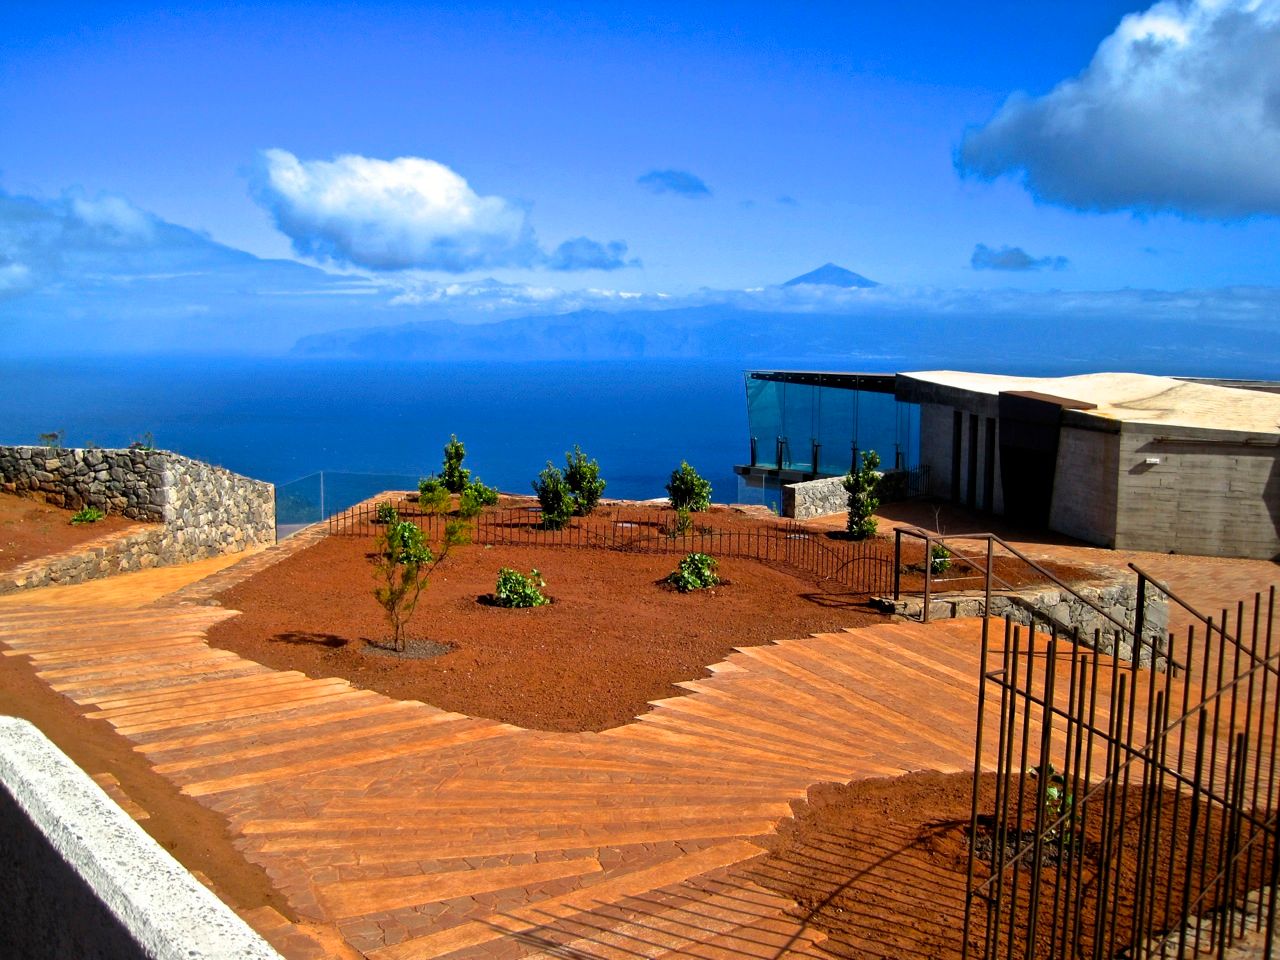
left=899, top=371, right=1280, bottom=436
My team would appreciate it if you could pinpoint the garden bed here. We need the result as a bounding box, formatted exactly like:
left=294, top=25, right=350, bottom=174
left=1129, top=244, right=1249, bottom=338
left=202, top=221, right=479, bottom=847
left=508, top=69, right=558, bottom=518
left=0, top=492, right=144, bottom=573
left=206, top=532, right=886, bottom=732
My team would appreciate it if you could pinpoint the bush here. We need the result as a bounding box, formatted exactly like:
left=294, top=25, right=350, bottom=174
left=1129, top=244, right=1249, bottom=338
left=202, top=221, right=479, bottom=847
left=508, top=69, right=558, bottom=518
left=532, top=463, right=574, bottom=530
left=466, top=478, right=500, bottom=507
left=666, top=461, right=712, bottom=512
left=930, top=544, right=952, bottom=575
left=664, top=506, right=692, bottom=539
left=374, top=502, right=399, bottom=525
left=563, top=446, right=606, bottom=516
left=841, top=449, right=881, bottom=540
left=441, top=434, right=471, bottom=493
left=458, top=483, right=495, bottom=519
left=493, top=567, right=549, bottom=608
left=418, top=476, right=451, bottom=516
left=70, top=506, right=104, bottom=525
left=666, top=552, right=720, bottom=592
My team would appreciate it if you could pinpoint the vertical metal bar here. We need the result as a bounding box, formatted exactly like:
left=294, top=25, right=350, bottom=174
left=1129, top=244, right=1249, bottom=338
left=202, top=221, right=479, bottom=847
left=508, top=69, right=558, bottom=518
left=989, top=618, right=1019, bottom=960
left=962, top=605, right=994, bottom=960
left=1179, top=711, right=1210, bottom=958
left=1005, top=623, right=1037, bottom=960
left=894, top=528, right=902, bottom=601
left=1024, top=627, right=1059, bottom=951
left=922, top=533, right=933, bottom=623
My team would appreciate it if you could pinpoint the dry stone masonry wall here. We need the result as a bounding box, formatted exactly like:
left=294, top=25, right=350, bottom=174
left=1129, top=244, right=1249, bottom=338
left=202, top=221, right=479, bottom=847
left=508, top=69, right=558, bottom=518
left=782, top=476, right=847, bottom=520
left=0, top=446, right=274, bottom=593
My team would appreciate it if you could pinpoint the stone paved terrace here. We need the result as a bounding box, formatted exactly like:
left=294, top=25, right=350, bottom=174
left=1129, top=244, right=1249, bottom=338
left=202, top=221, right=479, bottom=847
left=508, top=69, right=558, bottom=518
left=0, top=505, right=1277, bottom=959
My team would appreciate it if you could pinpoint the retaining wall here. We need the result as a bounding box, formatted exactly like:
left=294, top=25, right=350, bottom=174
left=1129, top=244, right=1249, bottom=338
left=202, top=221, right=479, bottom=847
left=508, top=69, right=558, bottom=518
left=782, top=476, right=847, bottom=520
left=0, top=715, right=280, bottom=959
left=0, top=446, right=274, bottom=593
left=881, top=578, right=1171, bottom=669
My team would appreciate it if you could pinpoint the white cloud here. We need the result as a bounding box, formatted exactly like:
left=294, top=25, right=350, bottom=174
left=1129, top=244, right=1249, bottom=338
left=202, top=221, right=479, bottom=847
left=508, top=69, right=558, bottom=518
left=251, top=149, right=540, bottom=272
left=957, top=0, right=1280, bottom=219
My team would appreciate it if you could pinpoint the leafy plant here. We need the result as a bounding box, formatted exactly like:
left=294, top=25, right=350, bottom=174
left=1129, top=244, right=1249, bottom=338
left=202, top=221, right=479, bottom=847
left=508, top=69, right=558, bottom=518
left=493, top=567, right=550, bottom=608
left=70, top=506, right=104, bottom=525
left=466, top=478, right=500, bottom=507
left=441, top=434, right=471, bottom=494
left=418, top=476, right=451, bottom=516
left=841, top=449, right=881, bottom=540
left=129, top=431, right=156, bottom=451
left=533, top=463, right=574, bottom=530
left=458, top=483, right=496, bottom=519
left=371, top=518, right=467, bottom=652
left=666, top=552, right=720, bottom=592
left=930, top=544, right=952, bottom=575
left=1032, top=763, right=1079, bottom=848
left=666, top=461, right=712, bottom=512
left=38, top=430, right=65, bottom=450
left=665, top=506, right=692, bottom=538
left=374, top=502, right=399, bottom=525
left=563, top=446, right=606, bottom=516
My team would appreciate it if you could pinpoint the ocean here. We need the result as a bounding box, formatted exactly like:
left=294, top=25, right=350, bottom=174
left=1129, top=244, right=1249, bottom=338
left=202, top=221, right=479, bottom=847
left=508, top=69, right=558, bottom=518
left=0, top=357, right=774, bottom=516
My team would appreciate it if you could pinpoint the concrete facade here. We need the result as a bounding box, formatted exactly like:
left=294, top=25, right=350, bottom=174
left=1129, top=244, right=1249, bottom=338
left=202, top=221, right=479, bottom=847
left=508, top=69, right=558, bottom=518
left=899, top=372, right=1280, bottom=560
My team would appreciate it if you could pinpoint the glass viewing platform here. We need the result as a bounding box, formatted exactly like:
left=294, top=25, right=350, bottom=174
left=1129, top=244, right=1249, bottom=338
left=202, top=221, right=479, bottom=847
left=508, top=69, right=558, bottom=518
left=735, top=370, right=920, bottom=504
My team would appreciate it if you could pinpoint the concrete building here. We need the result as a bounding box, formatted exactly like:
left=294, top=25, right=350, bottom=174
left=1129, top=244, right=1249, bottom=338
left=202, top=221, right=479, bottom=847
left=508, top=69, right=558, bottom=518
left=895, top=371, right=1280, bottom=560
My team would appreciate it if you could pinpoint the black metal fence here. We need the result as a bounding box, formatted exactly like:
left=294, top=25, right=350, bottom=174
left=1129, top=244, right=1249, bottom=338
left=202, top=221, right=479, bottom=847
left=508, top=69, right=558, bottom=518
left=330, top=500, right=897, bottom=596
left=964, top=586, right=1279, bottom=959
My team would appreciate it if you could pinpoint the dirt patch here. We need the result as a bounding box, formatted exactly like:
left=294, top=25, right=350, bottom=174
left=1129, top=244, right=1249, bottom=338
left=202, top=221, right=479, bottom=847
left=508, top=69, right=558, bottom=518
left=750, top=770, right=1259, bottom=960
left=0, top=491, right=146, bottom=573
left=207, top=532, right=885, bottom=732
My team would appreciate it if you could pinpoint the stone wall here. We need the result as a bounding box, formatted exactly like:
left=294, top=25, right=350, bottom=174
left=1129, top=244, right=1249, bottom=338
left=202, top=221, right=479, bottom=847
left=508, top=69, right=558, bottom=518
left=0, top=716, right=281, bottom=959
left=0, top=446, right=274, bottom=591
left=782, top=476, right=847, bottom=520
left=881, top=577, right=1171, bottom=669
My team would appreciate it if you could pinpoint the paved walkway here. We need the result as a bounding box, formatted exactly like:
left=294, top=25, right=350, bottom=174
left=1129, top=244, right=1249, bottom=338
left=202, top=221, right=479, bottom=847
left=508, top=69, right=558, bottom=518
left=0, top=515, right=1275, bottom=959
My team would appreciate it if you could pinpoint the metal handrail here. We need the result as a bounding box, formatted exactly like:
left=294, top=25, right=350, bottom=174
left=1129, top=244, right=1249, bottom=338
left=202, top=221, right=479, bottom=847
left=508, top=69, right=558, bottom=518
left=1128, top=561, right=1270, bottom=669
left=892, top=526, right=1181, bottom=670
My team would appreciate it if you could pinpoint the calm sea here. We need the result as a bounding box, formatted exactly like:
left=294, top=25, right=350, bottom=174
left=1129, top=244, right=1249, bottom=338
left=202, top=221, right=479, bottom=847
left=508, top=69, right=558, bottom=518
left=0, top=357, right=773, bottom=511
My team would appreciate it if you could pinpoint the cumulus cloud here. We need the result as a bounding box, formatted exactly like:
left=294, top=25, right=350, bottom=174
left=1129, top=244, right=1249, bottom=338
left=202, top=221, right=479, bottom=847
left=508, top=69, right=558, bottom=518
left=546, top=237, right=636, bottom=271
left=637, top=169, right=712, bottom=198
left=251, top=149, right=540, bottom=272
left=971, top=243, right=1069, bottom=271
left=250, top=149, right=636, bottom=274
left=956, top=0, right=1280, bottom=219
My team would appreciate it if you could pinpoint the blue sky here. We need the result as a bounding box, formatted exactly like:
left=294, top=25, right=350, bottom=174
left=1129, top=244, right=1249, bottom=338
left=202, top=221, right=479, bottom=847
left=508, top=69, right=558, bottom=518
left=2, top=0, right=1279, bottom=353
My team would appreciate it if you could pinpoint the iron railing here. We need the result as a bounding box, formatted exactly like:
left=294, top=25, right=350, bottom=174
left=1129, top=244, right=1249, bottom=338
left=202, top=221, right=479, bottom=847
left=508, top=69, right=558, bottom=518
left=330, top=497, right=898, bottom=596
left=963, top=587, right=1279, bottom=959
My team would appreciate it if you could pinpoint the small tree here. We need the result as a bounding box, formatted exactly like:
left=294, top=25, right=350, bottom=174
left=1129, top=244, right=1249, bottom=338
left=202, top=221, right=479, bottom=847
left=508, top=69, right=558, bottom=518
left=441, top=434, right=471, bottom=493
left=666, top=461, right=712, bottom=512
left=564, top=445, right=606, bottom=516
left=371, top=518, right=466, bottom=652
left=418, top=476, right=451, bottom=516
left=533, top=463, right=574, bottom=530
left=841, top=449, right=881, bottom=540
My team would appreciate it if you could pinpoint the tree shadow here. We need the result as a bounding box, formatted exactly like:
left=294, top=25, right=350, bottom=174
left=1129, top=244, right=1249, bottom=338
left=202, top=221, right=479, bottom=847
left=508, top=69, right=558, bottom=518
left=270, top=631, right=348, bottom=648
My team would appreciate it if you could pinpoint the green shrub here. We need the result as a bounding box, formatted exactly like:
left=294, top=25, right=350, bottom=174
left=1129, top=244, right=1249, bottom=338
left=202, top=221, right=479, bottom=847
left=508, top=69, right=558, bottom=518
left=374, top=502, right=399, bottom=525
left=665, top=506, right=692, bottom=539
left=666, top=461, right=712, bottom=512
left=533, top=463, right=574, bottom=530
left=493, top=567, right=549, bottom=608
left=666, top=552, right=720, bottom=592
left=841, top=449, right=881, bottom=540
left=441, top=434, right=471, bottom=493
left=39, top=430, right=65, bottom=450
left=466, top=478, right=500, bottom=507
left=930, top=544, right=952, bottom=575
left=70, top=506, right=104, bottom=525
left=458, top=485, right=486, bottom=519
left=564, top=446, right=606, bottom=516
left=418, top=476, right=451, bottom=516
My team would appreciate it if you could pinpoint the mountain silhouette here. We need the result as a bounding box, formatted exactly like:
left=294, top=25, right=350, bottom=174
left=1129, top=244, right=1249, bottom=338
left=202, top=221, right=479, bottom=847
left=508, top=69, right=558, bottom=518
left=782, top=263, right=878, bottom=288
